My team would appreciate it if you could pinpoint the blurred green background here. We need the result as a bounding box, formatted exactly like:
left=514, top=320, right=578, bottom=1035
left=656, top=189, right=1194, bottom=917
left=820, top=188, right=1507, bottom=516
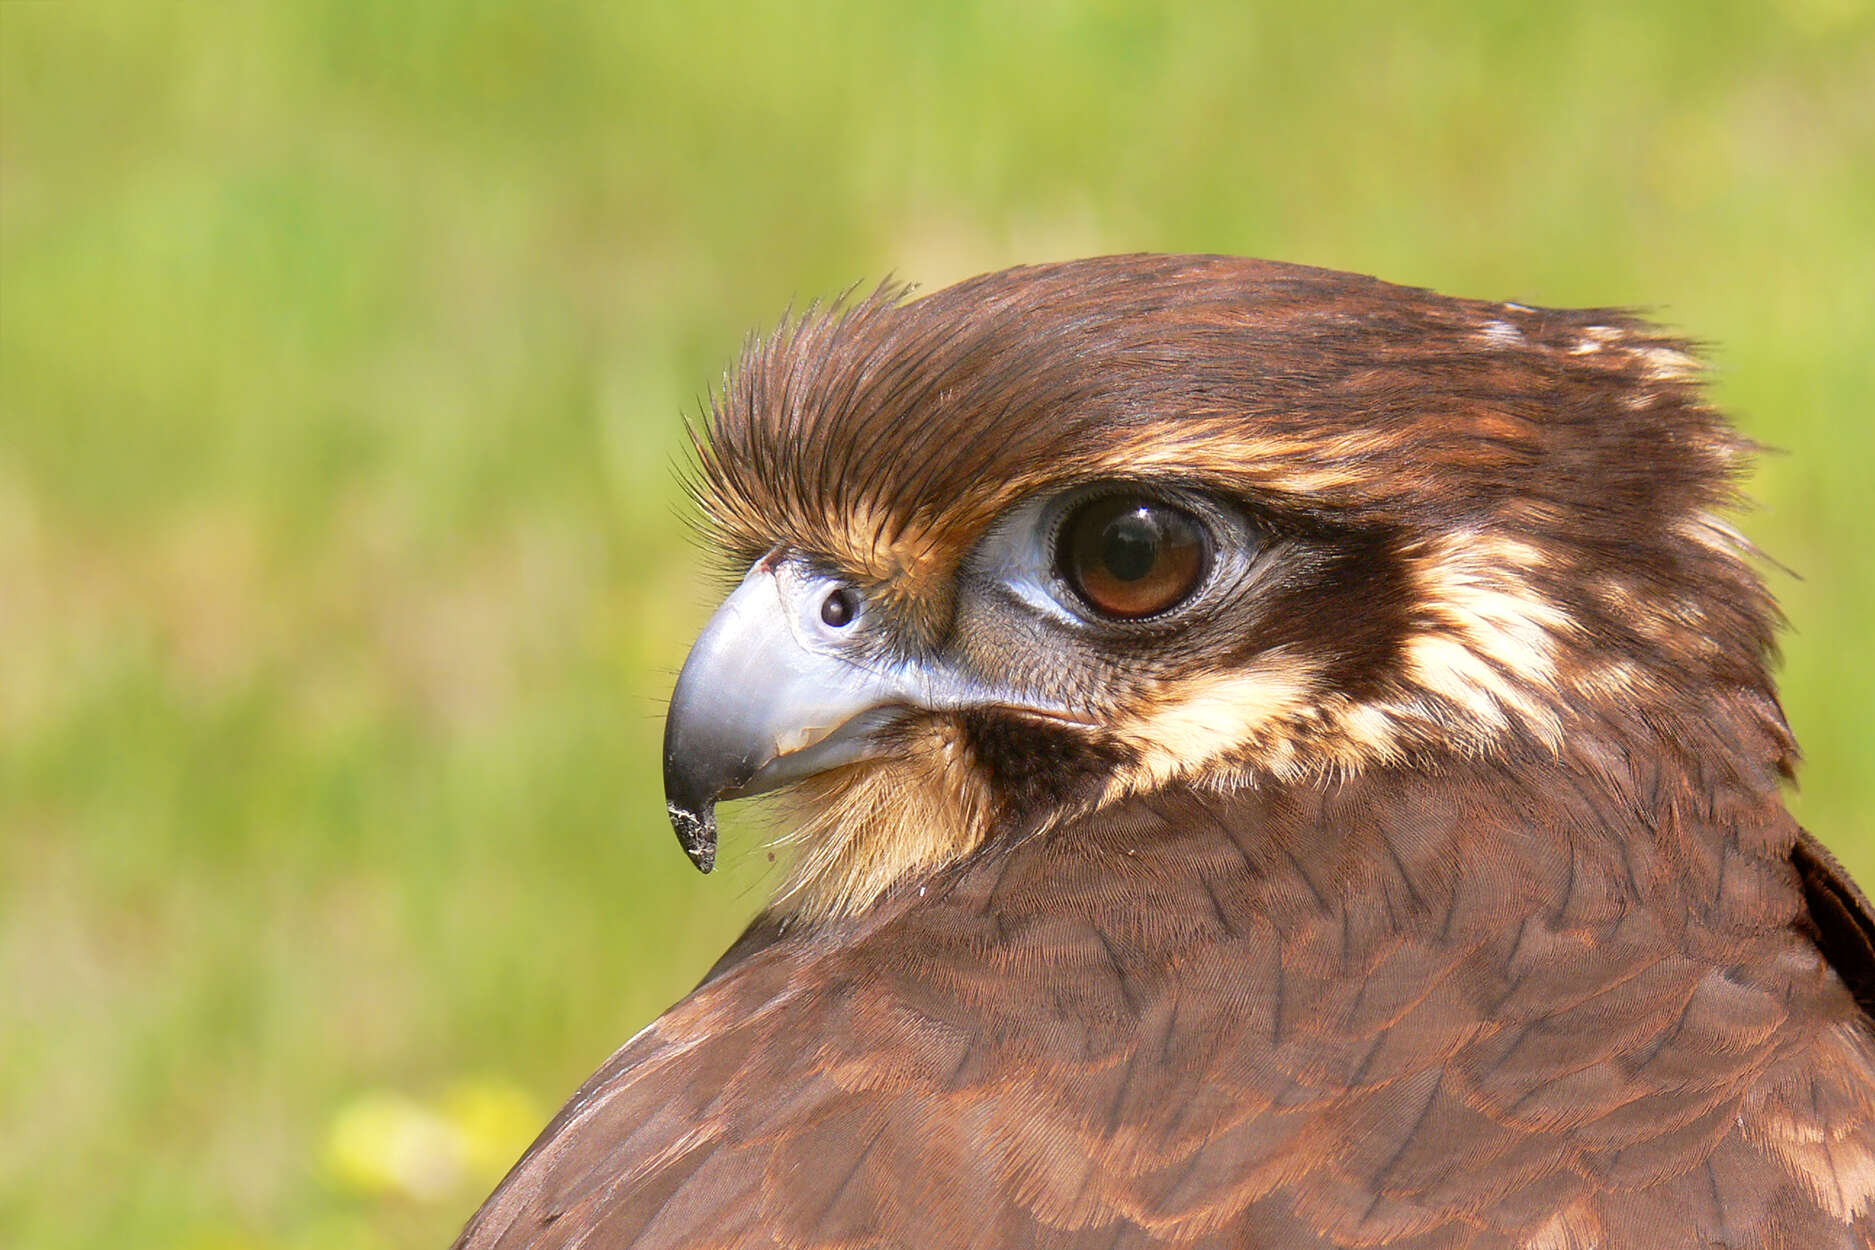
left=3, top=3, right=1871, bottom=1247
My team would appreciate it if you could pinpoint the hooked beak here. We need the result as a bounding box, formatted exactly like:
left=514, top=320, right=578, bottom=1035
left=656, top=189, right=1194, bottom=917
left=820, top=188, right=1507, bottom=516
left=662, top=557, right=966, bottom=873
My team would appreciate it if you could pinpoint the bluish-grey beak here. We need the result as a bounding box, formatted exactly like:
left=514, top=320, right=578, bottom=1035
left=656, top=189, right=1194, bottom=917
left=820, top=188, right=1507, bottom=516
left=663, top=557, right=959, bottom=873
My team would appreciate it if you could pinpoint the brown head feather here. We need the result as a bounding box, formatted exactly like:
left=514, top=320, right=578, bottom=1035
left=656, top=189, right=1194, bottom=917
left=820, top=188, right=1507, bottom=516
left=689, top=254, right=1786, bottom=915
left=698, top=255, right=1773, bottom=712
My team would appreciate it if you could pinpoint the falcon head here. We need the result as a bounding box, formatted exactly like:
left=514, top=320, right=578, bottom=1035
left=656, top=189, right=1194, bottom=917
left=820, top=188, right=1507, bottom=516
left=664, top=255, right=1781, bottom=918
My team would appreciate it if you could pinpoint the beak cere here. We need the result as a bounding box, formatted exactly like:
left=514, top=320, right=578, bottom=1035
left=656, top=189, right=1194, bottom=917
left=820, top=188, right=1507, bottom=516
left=662, top=558, right=922, bottom=873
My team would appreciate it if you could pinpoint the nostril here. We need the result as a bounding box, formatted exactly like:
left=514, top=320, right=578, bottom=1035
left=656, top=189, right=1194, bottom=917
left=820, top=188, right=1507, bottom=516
left=820, top=587, right=860, bottom=628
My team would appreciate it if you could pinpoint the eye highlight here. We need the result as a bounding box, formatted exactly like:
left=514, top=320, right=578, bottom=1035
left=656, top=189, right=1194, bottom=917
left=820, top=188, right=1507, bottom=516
left=1056, top=494, right=1207, bottom=619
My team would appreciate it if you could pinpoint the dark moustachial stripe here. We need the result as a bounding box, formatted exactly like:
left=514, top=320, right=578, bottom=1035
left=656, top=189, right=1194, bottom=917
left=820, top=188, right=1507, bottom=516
left=958, top=709, right=1127, bottom=829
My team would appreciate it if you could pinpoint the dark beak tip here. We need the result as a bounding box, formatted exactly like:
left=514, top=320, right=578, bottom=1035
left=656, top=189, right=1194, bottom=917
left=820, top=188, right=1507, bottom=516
left=667, top=802, right=719, bottom=874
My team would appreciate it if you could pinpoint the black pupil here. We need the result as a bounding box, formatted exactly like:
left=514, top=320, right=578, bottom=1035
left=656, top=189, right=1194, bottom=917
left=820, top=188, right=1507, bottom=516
left=1102, top=513, right=1160, bottom=581
left=821, top=587, right=857, bottom=627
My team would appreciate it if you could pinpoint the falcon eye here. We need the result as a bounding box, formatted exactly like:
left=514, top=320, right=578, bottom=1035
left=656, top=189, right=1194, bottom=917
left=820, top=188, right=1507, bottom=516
left=820, top=586, right=860, bottom=628
left=1056, top=494, right=1207, bottom=620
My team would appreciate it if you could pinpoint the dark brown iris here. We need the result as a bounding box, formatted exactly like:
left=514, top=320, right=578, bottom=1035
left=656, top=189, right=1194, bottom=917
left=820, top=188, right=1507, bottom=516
left=1057, top=495, right=1206, bottom=619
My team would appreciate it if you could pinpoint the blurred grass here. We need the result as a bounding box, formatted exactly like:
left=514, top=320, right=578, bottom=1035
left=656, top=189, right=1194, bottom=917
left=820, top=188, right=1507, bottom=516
left=2, top=2, right=1872, bottom=1246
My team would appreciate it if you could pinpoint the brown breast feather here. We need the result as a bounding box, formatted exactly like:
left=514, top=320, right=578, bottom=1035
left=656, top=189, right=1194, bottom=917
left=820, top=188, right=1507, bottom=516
left=454, top=724, right=1875, bottom=1250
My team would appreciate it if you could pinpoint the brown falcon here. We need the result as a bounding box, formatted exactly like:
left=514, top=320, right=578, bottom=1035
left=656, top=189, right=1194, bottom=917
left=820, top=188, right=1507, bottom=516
left=455, top=255, right=1875, bottom=1248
